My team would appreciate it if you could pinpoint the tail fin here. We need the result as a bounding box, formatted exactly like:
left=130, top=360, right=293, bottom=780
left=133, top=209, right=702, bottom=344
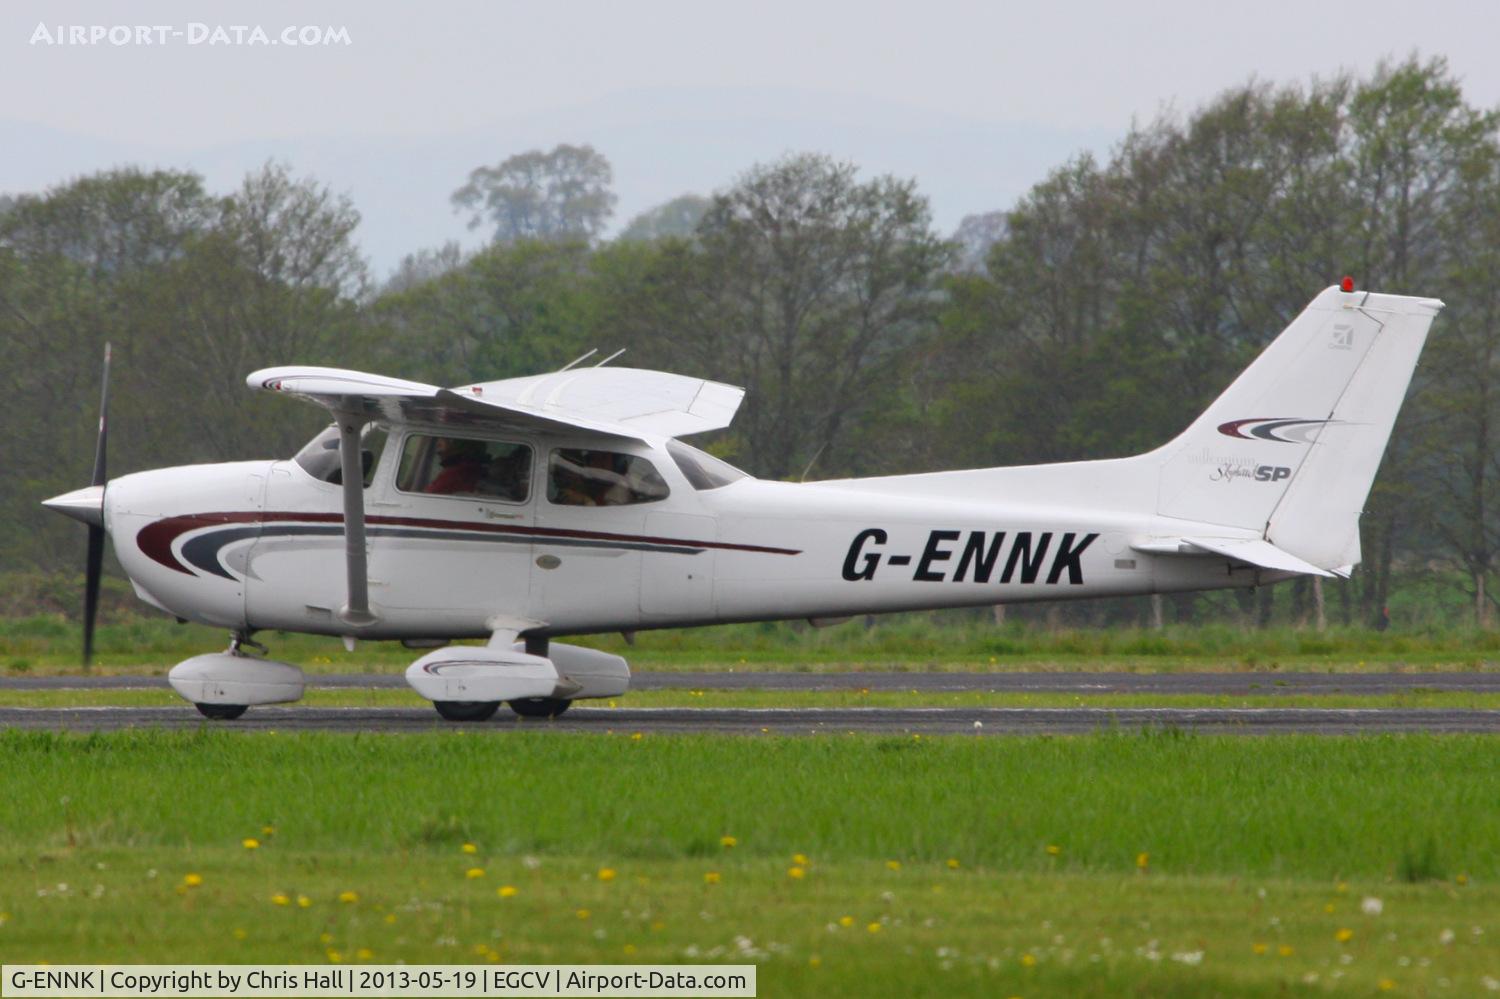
left=1155, top=285, right=1443, bottom=570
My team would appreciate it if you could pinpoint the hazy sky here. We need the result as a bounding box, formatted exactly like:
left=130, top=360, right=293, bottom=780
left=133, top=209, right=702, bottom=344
left=4, top=0, right=1499, bottom=274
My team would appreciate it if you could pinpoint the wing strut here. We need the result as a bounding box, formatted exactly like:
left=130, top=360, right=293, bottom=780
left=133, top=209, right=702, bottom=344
left=334, top=408, right=377, bottom=628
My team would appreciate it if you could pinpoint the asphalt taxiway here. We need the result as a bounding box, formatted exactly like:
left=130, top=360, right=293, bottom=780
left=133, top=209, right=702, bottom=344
left=0, top=704, right=1498, bottom=735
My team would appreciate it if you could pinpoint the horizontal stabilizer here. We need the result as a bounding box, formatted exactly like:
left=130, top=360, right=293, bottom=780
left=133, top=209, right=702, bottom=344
left=1133, top=537, right=1336, bottom=578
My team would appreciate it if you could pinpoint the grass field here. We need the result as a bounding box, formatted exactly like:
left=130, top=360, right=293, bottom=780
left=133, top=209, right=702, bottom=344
left=5, top=613, right=1500, bottom=674
left=1, top=730, right=1498, bottom=996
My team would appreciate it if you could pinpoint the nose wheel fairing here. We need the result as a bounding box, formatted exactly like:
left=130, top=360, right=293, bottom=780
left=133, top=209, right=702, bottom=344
left=167, top=651, right=306, bottom=710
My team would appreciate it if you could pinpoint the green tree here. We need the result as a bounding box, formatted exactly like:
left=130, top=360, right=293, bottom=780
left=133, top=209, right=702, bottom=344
left=451, top=144, right=616, bottom=244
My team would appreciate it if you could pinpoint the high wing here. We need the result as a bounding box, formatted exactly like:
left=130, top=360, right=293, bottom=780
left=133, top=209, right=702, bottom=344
left=248, top=365, right=745, bottom=443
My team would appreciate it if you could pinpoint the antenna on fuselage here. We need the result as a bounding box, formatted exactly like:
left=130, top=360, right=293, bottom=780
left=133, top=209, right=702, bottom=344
left=798, top=443, right=827, bottom=483
left=557, top=349, right=598, bottom=372
left=594, top=348, right=627, bottom=367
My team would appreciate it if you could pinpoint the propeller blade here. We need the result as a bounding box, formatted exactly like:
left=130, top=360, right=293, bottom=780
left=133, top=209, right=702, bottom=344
left=91, top=344, right=111, bottom=487
left=84, top=523, right=104, bottom=666
left=83, top=343, right=111, bottom=667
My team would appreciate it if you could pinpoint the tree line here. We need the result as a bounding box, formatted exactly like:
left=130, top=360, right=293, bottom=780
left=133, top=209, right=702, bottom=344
left=2, top=56, right=1496, bottom=629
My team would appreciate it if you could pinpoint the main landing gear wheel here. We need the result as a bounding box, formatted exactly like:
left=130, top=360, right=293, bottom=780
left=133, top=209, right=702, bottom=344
left=508, top=697, right=572, bottom=719
left=433, top=701, right=501, bottom=722
left=195, top=703, right=248, bottom=720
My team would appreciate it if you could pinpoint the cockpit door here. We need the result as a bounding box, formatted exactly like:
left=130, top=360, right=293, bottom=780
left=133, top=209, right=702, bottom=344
left=364, top=431, right=537, bottom=635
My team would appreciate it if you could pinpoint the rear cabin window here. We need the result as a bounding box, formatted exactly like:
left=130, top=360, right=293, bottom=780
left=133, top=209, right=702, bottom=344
left=666, top=439, right=748, bottom=490
left=395, top=434, right=532, bottom=502
left=293, top=424, right=388, bottom=488
left=548, top=449, right=670, bottom=506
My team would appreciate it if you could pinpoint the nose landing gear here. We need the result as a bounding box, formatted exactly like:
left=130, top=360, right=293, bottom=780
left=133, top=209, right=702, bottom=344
left=168, top=631, right=306, bottom=720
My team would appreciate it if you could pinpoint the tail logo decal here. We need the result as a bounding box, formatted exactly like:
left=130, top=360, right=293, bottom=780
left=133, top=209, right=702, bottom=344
left=1216, top=418, right=1338, bottom=444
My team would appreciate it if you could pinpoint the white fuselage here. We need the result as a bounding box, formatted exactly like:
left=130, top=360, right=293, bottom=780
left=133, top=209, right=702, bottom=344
left=104, top=427, right=1276, bottom=641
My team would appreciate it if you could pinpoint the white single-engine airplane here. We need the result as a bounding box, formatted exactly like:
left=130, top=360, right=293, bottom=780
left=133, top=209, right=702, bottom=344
left=43, top=283, right=1441, bottom=720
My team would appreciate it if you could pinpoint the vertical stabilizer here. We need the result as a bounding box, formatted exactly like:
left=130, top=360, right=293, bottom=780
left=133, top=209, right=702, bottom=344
left=1154, top=285, right=1441, bottom=570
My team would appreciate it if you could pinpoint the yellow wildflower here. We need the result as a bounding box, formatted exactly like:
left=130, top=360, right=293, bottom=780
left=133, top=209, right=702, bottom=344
left=356, top=948, right=373, bottom=961
left=793, top=854, right=809, bottom=866
left=788, top=866, right=806, bottom=880
left=326, top=950, right=342, bottom=963
left=1136, top=852, right=1149, bottom=869
left=597, top=868, right=616, bottom=882
left=866, top=922, right=882, bottom=934
left=703, top=872, right=721, bottom=885
left=338, top=891, right=359, bottom=904
left=297, top=895, right=312, bottom=908
left=1252, top=942, right=1267, bottom=955
left=461, top=843, right=478, bottom=854
left=242, top=838, right=260, bottom=851
left=465, top=868, right=485, bottom=879
left=182, top=873, right=203, bottom=888
left=498, top=885, right=518, bottom=898
left=271, top=893, right=290, bottom=906
left=1045, top=845, right=1061, bottom=857
left=720, top=835, right=738, bottom=848
left=576, top=909, right=591, bottom=920
left=1335, top=928, right=1353, bottom=943
left=1278, top=945, right=1294, bottom=957
left=838, top=916, right=854, bottom=928
left=261, top=825, right=276, bottom=837
left=946, top=858, right=960, bottom=870
left=1021, top=953, right=1036, bottom=967
left=886, top=860, right=901, bottom=871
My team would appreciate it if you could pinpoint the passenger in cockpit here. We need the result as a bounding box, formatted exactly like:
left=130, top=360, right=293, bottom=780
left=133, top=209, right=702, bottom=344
left=425, top=437, right=487, bottom=494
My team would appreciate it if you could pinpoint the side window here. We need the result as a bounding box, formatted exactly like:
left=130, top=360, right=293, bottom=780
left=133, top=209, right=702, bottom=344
left=548, top=449, right=670, bottom=506
left=395, top=434, right=532, bottom=502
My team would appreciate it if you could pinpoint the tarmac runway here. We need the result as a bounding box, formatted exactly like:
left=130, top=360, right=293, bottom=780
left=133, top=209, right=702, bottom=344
left=5, top=671, right=1499, bottom=735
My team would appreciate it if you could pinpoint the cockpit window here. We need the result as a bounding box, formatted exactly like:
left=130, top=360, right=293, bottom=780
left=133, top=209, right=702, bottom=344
left=667, top=439, right=748, bottom=490
left=548, top=449, right=669, bottom=506
left=293, top=424, right=387, bottom=488
left=395, top=434, right=532, bottom=502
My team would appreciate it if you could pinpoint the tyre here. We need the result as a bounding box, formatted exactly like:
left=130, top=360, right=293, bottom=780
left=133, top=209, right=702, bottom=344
left=195, top=703, right=248, bottom=720
left=433, top=700, right=501, bottom=722
left=508, top=697, right=572, bottom=718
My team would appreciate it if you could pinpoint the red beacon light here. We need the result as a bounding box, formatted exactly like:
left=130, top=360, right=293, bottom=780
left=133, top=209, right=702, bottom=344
left=1340, top=275, right=1355, bottom=293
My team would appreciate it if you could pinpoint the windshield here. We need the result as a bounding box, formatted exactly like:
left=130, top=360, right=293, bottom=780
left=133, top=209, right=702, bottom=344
left=293, top=423, right=388, bottom=487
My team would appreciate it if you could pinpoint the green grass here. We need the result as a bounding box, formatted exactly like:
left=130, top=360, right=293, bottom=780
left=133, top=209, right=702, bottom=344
left=1, top=730, right=1498, bottom=995
left=5, top=687, right=1500, bottom=711
left=5, top=612, right=1500, bottom=674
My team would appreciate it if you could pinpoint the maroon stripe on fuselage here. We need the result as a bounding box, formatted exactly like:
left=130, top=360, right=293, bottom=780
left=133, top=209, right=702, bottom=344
left=136, top=510, right=801, bottom=575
